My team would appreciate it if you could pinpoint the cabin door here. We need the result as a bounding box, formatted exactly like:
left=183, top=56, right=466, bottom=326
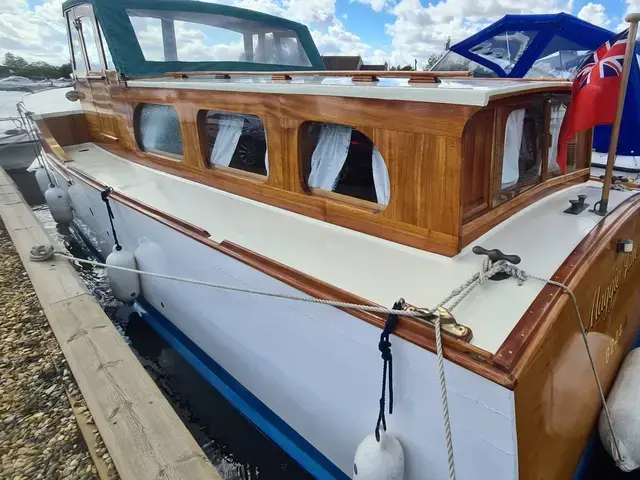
left=65, top=4, right=119, bottom=143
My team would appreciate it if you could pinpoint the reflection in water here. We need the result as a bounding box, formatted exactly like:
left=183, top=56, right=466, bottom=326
left=13, top=172, right=311, bottom=480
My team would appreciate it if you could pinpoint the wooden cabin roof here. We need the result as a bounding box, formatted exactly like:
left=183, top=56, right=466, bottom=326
left=128, top=75, right=570, bottom=106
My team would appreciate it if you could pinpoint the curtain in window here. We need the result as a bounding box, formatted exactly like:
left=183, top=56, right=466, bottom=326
left=548, top=103, right=566, bottom=172
left=209, top=114, right=245, bottom=167
left=308, top=124, right=352, bottom=191
left=502, top=109, right=525, bottom=189
left=372, top=147, right=390, bottom=205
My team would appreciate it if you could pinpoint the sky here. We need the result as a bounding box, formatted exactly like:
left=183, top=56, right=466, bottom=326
left=0, top=0, right=638, bottom=69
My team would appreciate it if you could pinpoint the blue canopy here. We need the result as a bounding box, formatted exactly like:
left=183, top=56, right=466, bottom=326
left=450, top=13, right=640, bottom=156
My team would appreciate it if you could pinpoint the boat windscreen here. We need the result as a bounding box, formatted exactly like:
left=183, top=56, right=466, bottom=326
left=63, top=0, right=325, bottom=77
left=469, top=30, right=537, bottom=75
left=126, top=9, right=312, bottom=67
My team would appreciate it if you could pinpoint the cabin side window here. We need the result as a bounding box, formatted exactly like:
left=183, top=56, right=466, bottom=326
left=500, top=102, right=545, bottom=192
left=135, top=104, right=184, bottom=159
left=300, top=122, right=390, bottom=206
left=462, top=93, right=591, bottom=217
left=199, top=111, right=268, bottom=177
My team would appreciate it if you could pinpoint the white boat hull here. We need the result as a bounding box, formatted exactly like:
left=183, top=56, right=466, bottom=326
left=46, top=162, right=518, bottom=480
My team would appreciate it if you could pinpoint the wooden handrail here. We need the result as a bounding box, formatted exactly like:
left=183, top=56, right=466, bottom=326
left=165, top=70, right=473, bottom=83
left=165, top=70, right=472, bottom=78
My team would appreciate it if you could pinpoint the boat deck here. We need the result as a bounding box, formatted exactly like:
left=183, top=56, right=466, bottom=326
left=59, top=143, right=638, bottom=353
left=129, top=76, right=570, bottom=106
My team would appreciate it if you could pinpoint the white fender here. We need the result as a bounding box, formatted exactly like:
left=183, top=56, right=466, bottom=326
left=106, top=245, right=141, bottom=303
left=44, top=186, right=73, bottom=224
left=599, top=348, right=640, bottom=472
left=353, top=432, right=404, bottom=480
left=35, top=168, right=51, bottom=194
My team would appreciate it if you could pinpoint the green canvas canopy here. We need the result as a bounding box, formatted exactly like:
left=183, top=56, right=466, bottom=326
left=62, top=0, right=325, bottom=77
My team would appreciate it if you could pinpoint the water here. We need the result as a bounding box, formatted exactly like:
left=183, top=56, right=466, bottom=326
left=0, top=91, right=27, bottom=118
left=9, top=170, right=312, bottom=480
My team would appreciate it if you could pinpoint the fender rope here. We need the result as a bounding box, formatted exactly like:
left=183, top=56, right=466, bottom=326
left=100, top=187, right=121, bottom=251
left=29, top=244, right=624, bottom=473
left=375, top=301, right=401, bottom=442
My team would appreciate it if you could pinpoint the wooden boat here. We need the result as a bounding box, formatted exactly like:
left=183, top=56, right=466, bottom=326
left=23, top=0, right=640, bottom=478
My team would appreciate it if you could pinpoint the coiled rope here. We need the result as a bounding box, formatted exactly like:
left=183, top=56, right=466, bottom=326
left=29, top=243, right=624, bottom=475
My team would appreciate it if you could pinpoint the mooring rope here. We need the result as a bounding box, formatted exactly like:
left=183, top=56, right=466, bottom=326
left=28, top=243, right=624, bottom=473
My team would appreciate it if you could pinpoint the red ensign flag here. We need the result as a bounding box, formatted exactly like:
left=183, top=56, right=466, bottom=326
left=557, top=29, right=630, bottom=172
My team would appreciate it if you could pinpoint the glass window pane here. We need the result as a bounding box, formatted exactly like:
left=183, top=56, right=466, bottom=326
left=432, top=51, right=498, bottom=77
left=302, top=122, right=390, bottom=205
left=470, top=31, right=537, bottom=74
left=202, top=111, right=268, bottom=176
left=528, top=50, right=591, bottom=79
left=98, top=22, right=115, bottom=70
left=69, top=15, right=87, bottom=75
left=137, top=104, right=183, bottom=158
left=126, top=9, right=311, bottom=66
left=498, top=102, right=545, bottom=203
left=78, top=16, right=102, bottom=71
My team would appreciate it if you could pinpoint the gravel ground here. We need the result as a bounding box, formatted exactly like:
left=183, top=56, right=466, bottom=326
left=0, top=224, right=118, bottom=480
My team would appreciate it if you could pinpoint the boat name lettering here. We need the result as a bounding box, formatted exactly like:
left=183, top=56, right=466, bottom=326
left=588, top=249, right=638, bottom=330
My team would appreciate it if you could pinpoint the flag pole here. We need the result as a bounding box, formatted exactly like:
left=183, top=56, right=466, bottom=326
left=597, top=13, right=640, bottom=215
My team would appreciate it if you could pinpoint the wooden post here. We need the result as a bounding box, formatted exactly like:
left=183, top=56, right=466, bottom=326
left=597, top=13, right=640, bottom=215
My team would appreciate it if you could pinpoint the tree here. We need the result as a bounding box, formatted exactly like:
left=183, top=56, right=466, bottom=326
left=425, top=54, right=440, bottom=70
left=1, top=52, right=71, bottom=79
left=4, top=53, right=29, bottom=72
left=390, top=64, right=414, bottom=71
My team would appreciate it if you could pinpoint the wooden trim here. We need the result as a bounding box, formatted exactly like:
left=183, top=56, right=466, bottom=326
left=43, top=152, right=514, bottom=388
left=461, top=169, right=590, bottom=248
left=495, top=192, right=640, bottom=373
left=351, top=74, right=379, bottom=83
left=166, top=70, right=472, bottom=80
left=488, top=85, right=572, bottom=102
left=271, top=73, right=292, bottom=81
left=540, top=100, right=551, bottom=182
left=99, top=133, right=119, bottom=142
left=209, top=164, right=268, bottom=183
left=308, top=187, right=385, bottom=213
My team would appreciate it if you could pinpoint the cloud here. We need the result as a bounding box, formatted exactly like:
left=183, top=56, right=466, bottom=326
left=0, top=0, right=68, bottom=65
left=577, top=3, right=610, bottom=27
left=0, top=0, right=613, bottom=72
left=349, top=0, right=391, bottom=13
left=311, top=19, right=370, bottom=56
left=384, top=0, right=577, bottom=67
left=618, top=0, right=640, bottom=30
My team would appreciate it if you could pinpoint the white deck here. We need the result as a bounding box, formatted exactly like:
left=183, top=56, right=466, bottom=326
left=128, top=77, right=569, bottom=106
left=61, top=143, right=639, bottom=354
left=21, top=88, right=80, bottom=119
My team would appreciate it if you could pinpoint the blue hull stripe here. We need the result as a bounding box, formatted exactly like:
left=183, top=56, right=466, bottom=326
left=71, top=219, right=349, bottom=480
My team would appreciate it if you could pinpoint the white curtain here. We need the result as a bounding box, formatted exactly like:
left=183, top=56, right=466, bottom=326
left=308, top=124, right=352, bottom=191
left=502, top=109, right=525, bottom=189
left=209, top=114, right=245, bottom=167
left=372, top=146, right=390, bottom=205
left=548, top=103, right=566, bottom=173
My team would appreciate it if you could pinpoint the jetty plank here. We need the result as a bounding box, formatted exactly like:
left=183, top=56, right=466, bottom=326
left=0, top=168, right=221, bottom=480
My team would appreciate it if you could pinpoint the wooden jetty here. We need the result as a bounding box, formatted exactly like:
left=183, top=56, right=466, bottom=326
left=0, top=167, right=221, bottom=480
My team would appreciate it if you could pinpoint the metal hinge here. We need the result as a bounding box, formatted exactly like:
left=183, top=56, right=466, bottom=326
left=398, top=299, right=473, bottom=342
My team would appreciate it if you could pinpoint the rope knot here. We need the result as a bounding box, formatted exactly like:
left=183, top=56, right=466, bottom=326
left=378, top=338, right=392, bottom=360
left=374, top=300, right=403, bottom=442
left=29, top=244, right=56, bottom=262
